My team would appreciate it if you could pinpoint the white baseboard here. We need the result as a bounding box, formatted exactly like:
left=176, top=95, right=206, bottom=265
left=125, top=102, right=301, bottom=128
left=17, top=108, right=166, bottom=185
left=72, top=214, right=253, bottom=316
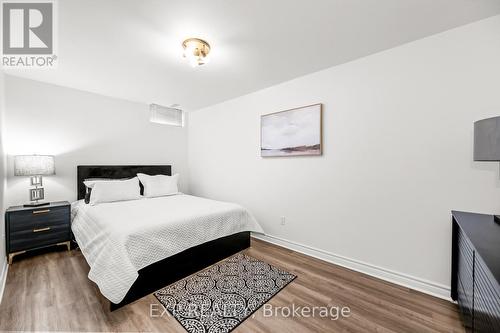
left=252, top=233, right=451, bottom=301
left=0, top=259, right=8, bottom=304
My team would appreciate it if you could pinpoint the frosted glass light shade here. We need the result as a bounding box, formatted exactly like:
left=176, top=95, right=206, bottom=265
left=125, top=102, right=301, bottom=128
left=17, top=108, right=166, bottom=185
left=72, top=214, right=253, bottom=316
left=14, top=155, right=55, bottom=176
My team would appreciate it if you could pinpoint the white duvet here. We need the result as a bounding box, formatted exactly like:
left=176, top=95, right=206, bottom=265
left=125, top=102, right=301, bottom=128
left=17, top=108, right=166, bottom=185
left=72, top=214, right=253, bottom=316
left=71, top=194, right=264, bottom=304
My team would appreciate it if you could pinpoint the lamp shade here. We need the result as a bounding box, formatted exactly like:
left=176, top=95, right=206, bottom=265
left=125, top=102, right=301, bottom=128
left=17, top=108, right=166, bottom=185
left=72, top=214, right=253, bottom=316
left=474, top=117, right=500, bottom=161
left=14, top=155, right=55, bottom=176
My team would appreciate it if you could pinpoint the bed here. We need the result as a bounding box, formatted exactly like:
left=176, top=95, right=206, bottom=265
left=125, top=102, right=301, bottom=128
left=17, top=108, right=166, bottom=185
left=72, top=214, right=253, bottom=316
left=72, top=165, right=263, bottom=310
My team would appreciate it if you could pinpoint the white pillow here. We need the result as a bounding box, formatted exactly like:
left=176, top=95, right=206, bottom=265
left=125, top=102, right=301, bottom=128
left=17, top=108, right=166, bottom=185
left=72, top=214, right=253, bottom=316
left=84, top=178, right=128, bottom=189
left=89, top=177, right=141, bottom=205
left=137, top=173, right=179, bottom=198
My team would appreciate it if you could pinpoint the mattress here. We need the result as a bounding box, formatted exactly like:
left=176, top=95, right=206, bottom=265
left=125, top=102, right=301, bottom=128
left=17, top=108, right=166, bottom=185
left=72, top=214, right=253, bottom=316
left=71, top=194, right=264, bottom=304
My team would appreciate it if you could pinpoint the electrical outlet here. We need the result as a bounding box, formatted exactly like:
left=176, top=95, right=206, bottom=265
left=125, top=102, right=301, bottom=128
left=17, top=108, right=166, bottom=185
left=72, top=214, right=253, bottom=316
left=280, top=216, right=286, bottom=225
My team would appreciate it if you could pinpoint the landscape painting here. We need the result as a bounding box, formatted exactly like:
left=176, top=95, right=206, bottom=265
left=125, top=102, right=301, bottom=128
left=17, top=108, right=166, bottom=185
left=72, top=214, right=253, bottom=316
left=261, top=104, right=322, bottom=157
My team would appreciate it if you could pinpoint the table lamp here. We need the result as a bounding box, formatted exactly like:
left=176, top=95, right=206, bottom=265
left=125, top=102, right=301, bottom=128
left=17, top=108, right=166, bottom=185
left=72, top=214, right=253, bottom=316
left=474, top=116, right=500, bottom=224
left=14, top=155, right=55, bottom=207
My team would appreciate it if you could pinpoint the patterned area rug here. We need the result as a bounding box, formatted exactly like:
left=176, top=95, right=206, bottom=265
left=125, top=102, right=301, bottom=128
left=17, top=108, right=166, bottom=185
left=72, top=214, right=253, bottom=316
left=154, top=252, right=296, bottom=333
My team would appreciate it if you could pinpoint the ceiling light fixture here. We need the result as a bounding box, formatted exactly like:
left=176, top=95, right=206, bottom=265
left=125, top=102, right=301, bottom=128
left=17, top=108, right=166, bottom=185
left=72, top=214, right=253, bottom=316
left=182, top=38, right=210, bottom=67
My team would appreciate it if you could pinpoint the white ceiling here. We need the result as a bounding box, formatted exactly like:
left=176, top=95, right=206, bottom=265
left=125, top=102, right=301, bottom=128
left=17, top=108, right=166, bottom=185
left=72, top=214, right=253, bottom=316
left=4, top=0, right=500, bottom=111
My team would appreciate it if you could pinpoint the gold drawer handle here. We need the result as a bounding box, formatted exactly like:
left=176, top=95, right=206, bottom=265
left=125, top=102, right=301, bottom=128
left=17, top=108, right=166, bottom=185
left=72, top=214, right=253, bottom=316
left=33, top=227, right=51, bottom=233
left=33, top=209, right=50, bottom=215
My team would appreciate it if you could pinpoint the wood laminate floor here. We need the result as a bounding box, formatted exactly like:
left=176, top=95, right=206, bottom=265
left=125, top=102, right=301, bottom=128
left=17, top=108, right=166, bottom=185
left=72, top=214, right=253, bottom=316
left=0, top=238, right=465, bottom=332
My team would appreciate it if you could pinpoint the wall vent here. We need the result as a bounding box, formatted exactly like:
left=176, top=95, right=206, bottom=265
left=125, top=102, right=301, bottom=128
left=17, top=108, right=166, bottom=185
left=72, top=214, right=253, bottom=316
left=150, top=104, right=184, bottom=127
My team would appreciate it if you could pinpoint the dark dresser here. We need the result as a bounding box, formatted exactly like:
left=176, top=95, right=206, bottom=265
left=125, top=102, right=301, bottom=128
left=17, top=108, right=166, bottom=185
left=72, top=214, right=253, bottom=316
left=5, top=201, right=71, bottom=264
left=451, top=211, right=500, bottom=332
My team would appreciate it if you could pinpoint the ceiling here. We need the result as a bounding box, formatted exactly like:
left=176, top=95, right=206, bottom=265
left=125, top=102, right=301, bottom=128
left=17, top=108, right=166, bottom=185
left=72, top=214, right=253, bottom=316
left=4, top=0, right=500, bottom=111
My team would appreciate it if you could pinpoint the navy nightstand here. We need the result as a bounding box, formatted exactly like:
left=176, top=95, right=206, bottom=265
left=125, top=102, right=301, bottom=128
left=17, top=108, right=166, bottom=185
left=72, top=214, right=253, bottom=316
left=5, top=201, right=71, bottom=264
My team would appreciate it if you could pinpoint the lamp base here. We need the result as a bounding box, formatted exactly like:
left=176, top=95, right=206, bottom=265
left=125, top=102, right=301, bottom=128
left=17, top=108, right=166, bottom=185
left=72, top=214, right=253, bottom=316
left=23, top=201, right=50, bottom=208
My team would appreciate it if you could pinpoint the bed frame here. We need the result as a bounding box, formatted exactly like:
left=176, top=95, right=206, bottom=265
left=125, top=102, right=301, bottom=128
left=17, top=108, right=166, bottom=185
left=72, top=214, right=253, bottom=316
left=76, top=165, right=251, bottom=311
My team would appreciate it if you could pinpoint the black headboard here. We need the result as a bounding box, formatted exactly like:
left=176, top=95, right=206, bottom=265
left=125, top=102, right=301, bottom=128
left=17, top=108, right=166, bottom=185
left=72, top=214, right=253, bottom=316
left=77, top=165, right=172, bottom=200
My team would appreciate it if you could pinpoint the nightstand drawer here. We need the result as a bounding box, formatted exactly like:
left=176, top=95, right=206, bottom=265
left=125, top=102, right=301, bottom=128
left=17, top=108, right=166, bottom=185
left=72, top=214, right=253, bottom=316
left=8, top=206, right=69, bottom=232
left=9, top=223, right=70, bottom=252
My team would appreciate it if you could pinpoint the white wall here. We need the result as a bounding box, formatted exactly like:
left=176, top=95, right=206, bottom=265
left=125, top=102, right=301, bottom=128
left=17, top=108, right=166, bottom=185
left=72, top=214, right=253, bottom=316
left=4, top=76, right=188, bottom=207
left=0, top=70, right=7, bottom=292
left=188, top=16, right=500, bottom=295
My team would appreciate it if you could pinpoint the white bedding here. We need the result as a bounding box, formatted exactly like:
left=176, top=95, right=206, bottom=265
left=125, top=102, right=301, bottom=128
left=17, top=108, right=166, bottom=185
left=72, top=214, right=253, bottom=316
left=71, top=194, right=264, bottom=304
